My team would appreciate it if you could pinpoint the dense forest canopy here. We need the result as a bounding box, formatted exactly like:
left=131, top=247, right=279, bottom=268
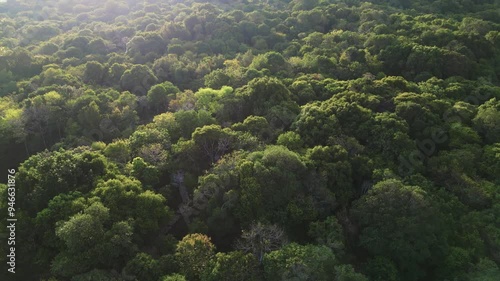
left=0, top=0, right=499, bottom=280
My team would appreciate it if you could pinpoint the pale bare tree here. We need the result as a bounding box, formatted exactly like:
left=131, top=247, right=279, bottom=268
left=236, top=222, right=287, bottom=263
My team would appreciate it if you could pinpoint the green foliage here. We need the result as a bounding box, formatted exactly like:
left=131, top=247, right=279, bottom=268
left=364, top=256, right=399, bottom=281
left=52, top=201, right=135, bottom=277
left=308, top=216, right=346, bottom=259
left=195, top=86, right=234, bottom=113
left=120, top=65, right=158, bottom=95
left=305, top=145, right=353, bottom=205
left=235, top=76, right=297, bottom=121
left=202, top=251, right=261, bottom=281
left=473, top=98, right=500, bottom=144
left=161, top=274, right=187, bottom=281
left=263, top=243, right=336, bottom=281
left=334, top=264, right=369, bottom=281
left=352, top=179, right=448, bottom=281
left=83, top=61, right=105, bottom=84
left=250, top=51, right=288, bottom=74
left=176, top=233, right=216, bottom=281
left=123, top=253, right=162, bottom=281
left=233, top=115, right=272, bottom=141
left=71, top=269, right=121, bottom=281
left=191, top=124, right=237, bottom=165
left=128, top=126, right=171, bottom=156
left=0, top=68, right=17, bottom=96
left=235, top=146, right=309, bottom=225
left=91, top=176, right=171, bottom=237
left=277, top=131, right=304, bottom=150
left=17, top=149, right=107, bottom=214
left=467, top=258, right=500, bottom=281
left=129, top=157, right=160, bottom=187
left=103, top=139, right=131, bottom=164
left=2, top=1, right=500, bottom=281
left=293, top=103, right=341, bottom=146
left=147, top=81, right=180, bottom=114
